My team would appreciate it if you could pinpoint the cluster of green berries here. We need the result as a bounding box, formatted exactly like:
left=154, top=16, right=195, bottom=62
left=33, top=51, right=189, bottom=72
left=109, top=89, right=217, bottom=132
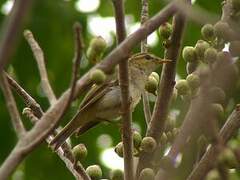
left=175, top=73, right=200, bottom=99
left=114, top=131, right=157, bottom=158
left=87, top=36, right=107, bottom=64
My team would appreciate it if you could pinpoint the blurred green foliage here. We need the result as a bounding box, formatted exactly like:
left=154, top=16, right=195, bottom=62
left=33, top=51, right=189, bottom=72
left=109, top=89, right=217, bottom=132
left=0, top=0, right=231, bottom=179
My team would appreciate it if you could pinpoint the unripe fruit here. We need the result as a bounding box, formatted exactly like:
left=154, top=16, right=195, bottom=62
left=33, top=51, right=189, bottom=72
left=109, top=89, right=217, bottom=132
left=110, top=169, right=124, bottom=180
left=139, top=168, right=155, bottom=180
left=211, top=103, right=224, bottom=120
left=201, top=24, right=215, bottom=41
left=160, top=156, right=173, bottom=170
left=133, top=131, right=142, bottom=149
left=160, top=132, right=168, bottom=145
left=140, top=137, right=157, bottom=153
left=175, top=80, right=190, bottom=95
left=145, top=76, right=158, bottom=94
left=72, top=144, right=87, bottom=161
left=186, top=73, right=200, bottom=90
left=195, top=40, right=210, bottom=59
left=150, top=72, right=160, bottom=82
left=159, top=22, right=173, bottom=40
left=86, top=165, right=102, bottom=180
left=182, top=46, right=197, bottom=62
left=229, top=41, right=240, bottom=57
left=186, top=62, right=198, bottom=74
left=87, top=36, right=107, bottom=64
left=209, top=86, right=226, bottom=104
left=90, top=36, right=107, bottom=53
left=218, top=148, right=238, bottom=168
left=114, top=142, right=123, bottom=157
left=90, top=69, right=106, bottom=85
left=206, top=169, right=220, bottom=180
left=204, top=47, right=217, bottom=63
left=214, top=21, right=232, bottom=41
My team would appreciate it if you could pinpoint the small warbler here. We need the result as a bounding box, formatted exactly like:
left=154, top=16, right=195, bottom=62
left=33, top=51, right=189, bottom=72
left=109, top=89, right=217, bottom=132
left=50, top=52, right=170, bottom=150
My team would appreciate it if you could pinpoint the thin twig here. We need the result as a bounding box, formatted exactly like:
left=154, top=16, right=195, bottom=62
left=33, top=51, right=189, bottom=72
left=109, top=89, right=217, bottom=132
left=0, top=73, right=26, bottom=138
left=112, top=0, right=134, bottom=179
left=137, top=1, right=188, bottom=175
left=65, top=22, right=83, bottom=112
left=23, top=30, right=57, bottom=105
left=22, top=108, right=90, bottom=180
left=140, top=0, right=152, bottom=124
left=5, top=73, right=90, bottom=180
left=0, top=0, right=33, bottom=72
left=0, top=3, right=177, bottom=178
left=187, top=105, right=240, bottom=180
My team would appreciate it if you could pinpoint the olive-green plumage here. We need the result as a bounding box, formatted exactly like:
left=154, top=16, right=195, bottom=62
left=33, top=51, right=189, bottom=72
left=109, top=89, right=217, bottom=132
left=50, top=53, right=170, bottom=150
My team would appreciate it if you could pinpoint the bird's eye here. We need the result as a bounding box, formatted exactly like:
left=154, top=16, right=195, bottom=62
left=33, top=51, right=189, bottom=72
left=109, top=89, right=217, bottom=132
left=145, top=55, right=152, bottom=60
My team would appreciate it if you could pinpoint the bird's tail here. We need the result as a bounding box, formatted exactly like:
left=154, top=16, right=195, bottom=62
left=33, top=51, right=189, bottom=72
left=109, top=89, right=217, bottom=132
left=50, top=111, right=85, bottom=150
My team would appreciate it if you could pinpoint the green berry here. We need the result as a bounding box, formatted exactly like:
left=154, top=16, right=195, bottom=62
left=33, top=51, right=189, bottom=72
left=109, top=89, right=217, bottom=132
left=145, top=76, right=158, bottom=94
left=218, top=148, right=238, bottom=168
left=204, top=48, right=217, bottom=63
left=139, top=168, right=155, bottom=180
left=159, top=23, right=172, bottom=39
left=182, top=46, right=197, bottom=62
left=110, top=169, right=124, bottom=180
left=186, top=73, right=200, bottom=90
left=209, top=86, right=226, bottom=104
left=140, top=137, right=157, bottom=153
left=90, top=69, right=106, bottom=85
left=90, top=36, right=107, bottom=53
left=186, top=62, right=198, bottom=74
left=195, top=40, right=210, bottom=59
left=86, top=165, right=102, bottom=180
left=229, top=41, right=240, bottom=57
left=72, top=144, right=87, bottom=161
left=175, top=80, right=190, bottom=95
left=160, top=156, right=173, bottom=170
left=160, top=133, right=168, bottom=145
left=214, top=21, right=232, bottom=41
left=201, top=24, right=215, bottom=41
left=211, top=103, right=224, bottom=120
left=87, top=36, right=107, bottom=64
left=133, top=131, right=142, bottom=149
left=150, top=72, right=160, bottom=82
left=114, top=142, right=123, bottom=157
left=206, top=169, right=220, bottom=180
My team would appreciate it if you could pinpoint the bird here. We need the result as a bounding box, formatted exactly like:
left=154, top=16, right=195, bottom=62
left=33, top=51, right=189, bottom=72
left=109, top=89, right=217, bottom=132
left=50, top=52, right=170, bottom=150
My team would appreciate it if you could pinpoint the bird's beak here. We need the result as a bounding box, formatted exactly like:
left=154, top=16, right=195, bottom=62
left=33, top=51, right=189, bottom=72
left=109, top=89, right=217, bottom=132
left=155, top=57, right=172, bottom=64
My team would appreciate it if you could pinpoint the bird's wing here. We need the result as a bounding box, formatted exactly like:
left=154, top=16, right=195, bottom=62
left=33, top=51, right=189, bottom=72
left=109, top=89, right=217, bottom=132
left=79, top=80, right=119, bottom=111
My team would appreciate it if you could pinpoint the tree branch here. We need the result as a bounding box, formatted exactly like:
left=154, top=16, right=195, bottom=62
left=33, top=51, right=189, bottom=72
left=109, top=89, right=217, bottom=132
left=141, top=0, right=152, bottom=125
left=0, top=73, right=26, bottom=138
left=187, top=105, right=240, bottom=179
left=23, top=30, right=57, bottom=105
left=0, top=3, right=177, bottom=178
left=0, top=0, right=33, bottom=72
left=112, top=0, right=134, bottom=179
left=137, top=1, right=188, bottom=174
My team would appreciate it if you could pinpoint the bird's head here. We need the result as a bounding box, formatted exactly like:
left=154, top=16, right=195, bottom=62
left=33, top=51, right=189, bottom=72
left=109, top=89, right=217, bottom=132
left=129, top=52, right=170, bottom=75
